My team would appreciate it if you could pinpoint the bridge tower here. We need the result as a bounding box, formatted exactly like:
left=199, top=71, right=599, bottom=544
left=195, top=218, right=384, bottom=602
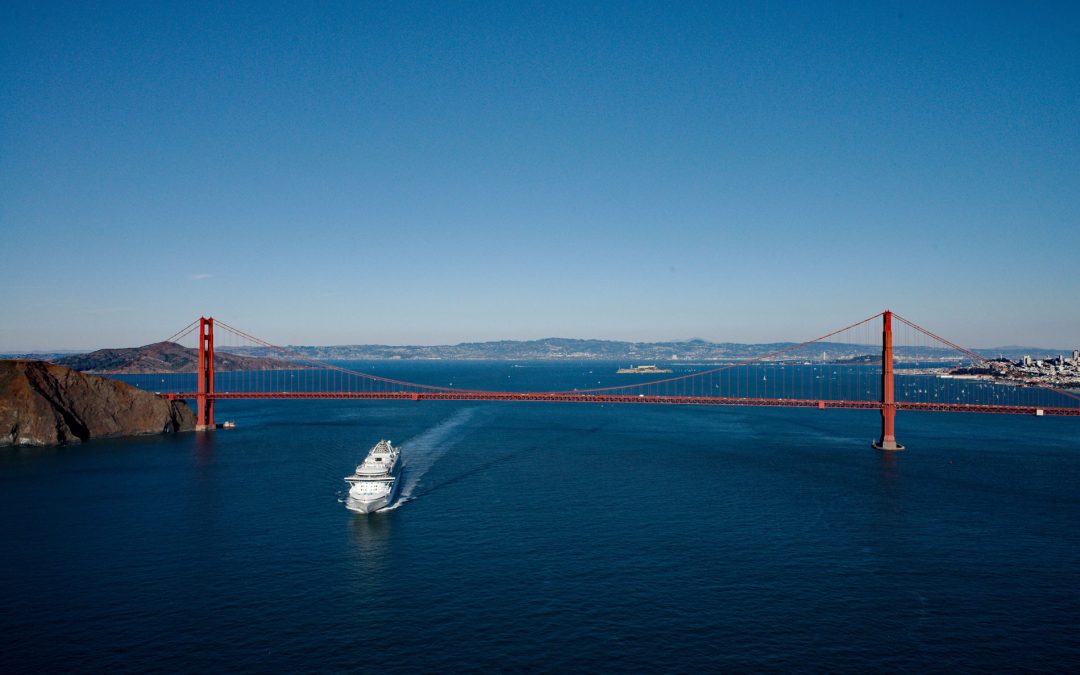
left=873, top=310, right=904, bottom=450
left=196, top=316, right=215, bottom=431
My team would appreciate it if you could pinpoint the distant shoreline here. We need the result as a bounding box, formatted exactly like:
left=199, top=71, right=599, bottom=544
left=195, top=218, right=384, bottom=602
left=4, top=339, right=1074, bottom=365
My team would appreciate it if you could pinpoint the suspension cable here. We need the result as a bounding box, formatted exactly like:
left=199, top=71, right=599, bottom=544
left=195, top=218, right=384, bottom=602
left=213, top=319, right=487, bottom=393
left=162, top=318, right=200, bottom=344
left=560, top=311, right=885, bottom=394
left=893, top=313, right=1080, bottom=404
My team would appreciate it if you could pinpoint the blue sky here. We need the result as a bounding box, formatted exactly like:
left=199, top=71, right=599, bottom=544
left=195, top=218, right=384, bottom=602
left=2, top=1, right=1078, bottom=350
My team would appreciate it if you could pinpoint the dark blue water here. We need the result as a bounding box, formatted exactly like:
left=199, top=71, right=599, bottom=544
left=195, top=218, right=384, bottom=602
left=119, top=360, right=1079, bottom=411
left=2, top=362, right=1078, bottom=671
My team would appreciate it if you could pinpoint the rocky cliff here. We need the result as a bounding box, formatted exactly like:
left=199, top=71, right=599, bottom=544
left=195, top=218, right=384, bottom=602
left=0, top=360, right=195, bottom=447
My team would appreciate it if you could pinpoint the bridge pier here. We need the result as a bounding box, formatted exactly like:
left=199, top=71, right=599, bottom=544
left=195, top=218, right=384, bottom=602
left=196, top=316, right=215, bottom=431
left=873, top=310, right=904, bottom=451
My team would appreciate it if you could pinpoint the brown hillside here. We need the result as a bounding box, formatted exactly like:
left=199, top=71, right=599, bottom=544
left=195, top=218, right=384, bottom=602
left=0, top=360, right=195, bottom=447
left=55, top=341, right=299, bottom=374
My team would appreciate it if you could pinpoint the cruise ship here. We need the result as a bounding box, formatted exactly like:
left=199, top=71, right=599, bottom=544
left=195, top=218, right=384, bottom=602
left=344, top=440, right=401, bottom=513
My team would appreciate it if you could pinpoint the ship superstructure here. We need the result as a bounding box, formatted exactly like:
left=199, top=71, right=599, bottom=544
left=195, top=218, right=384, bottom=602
left=344, top=440, right=401, bottom=513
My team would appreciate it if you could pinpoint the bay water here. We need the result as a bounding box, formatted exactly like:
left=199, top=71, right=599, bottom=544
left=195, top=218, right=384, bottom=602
left=2, top=361, right=1078, bottom=671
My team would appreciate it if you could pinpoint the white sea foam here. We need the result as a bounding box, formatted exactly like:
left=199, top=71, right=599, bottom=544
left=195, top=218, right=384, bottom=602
left=380, top=407, right=477, bottom=510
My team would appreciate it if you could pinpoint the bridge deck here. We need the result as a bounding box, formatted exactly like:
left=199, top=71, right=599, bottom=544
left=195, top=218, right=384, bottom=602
left=158, top=391, right=1080, bottom=416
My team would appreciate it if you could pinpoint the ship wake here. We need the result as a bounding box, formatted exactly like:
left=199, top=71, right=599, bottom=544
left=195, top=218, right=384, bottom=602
left=382, top=407, right=478, bottom=510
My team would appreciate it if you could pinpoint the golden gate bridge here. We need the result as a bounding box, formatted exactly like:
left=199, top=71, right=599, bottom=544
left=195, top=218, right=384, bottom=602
left=108, top=311, right=1080, bottom=449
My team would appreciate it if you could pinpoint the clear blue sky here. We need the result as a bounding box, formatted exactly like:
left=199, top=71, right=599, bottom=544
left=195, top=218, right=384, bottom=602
left=2, top=1, right=1078, bottom=350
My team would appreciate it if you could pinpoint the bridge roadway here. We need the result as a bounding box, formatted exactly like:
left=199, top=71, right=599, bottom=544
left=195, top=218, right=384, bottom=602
left=160, top=391, right=1080, bottom=416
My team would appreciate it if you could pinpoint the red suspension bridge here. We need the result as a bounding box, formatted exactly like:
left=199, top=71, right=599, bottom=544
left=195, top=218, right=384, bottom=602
left=108, top=311, right=1080, bottom=449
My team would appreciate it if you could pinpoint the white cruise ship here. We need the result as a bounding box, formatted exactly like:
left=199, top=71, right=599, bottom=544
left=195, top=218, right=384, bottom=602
left=344, top=440, right=401, bottom=513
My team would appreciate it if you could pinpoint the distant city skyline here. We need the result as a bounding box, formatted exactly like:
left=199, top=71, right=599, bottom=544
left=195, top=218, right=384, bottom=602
left=3, top=2, right=1078, bottom=350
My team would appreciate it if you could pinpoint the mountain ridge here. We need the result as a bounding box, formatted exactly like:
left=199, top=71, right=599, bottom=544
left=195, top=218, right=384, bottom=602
left=224, top=338, right=1073, bottom=362
left=54, top=342, right=301, bottom=374
left=11, top=338, right=1074, bottom=366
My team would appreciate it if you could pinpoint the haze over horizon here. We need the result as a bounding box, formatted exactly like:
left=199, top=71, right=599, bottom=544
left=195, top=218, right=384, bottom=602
left=4, top=332, right=1075, bottom=358
left=3, top=2, right=1078, bottom=351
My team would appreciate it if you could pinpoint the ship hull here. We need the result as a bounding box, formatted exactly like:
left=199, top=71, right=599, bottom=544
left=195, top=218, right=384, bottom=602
left=345, top=493, right=389, bottom=514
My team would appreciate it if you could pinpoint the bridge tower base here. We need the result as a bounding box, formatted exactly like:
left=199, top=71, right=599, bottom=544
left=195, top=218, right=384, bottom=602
left=873, top=310, right=905, bottom=451
left=196, top=316, right=215, bottom=431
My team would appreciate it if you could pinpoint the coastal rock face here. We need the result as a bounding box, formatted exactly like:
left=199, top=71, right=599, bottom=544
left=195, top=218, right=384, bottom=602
left=0, top=360, right=195, bottom=447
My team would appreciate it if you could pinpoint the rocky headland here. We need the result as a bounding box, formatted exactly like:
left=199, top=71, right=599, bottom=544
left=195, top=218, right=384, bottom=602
left=0, top=360, right=195, bottom=447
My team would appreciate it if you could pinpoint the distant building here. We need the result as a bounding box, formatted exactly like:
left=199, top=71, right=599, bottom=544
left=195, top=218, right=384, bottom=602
left=1023, top=355, right=1032, bottom=366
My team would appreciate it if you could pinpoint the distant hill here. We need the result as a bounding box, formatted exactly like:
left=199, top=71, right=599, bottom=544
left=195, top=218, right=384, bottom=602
left=224, top=338, right=1069, bottom=362
left=55, top=341, right=299, bottom=374
left=227, top=337, right=814, bottom=361
left=0, top=350, right=84, bottom=361
left=29, top=338, right=1076, bottom=368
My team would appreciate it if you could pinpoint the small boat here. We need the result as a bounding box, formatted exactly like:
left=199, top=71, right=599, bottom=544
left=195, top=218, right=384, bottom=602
left=344, top=440, right=401, bottom=513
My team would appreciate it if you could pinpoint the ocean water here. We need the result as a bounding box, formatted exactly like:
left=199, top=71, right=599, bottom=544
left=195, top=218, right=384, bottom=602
left=1, top=362, right=1078, bottom=672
